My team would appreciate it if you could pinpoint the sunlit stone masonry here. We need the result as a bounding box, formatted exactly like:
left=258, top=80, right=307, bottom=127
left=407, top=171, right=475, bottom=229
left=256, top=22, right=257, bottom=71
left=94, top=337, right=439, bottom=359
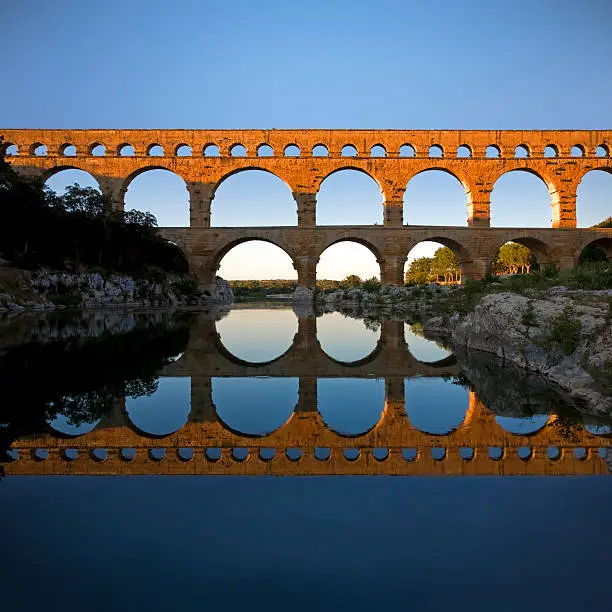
left=2, top=129, right=611, bottom=300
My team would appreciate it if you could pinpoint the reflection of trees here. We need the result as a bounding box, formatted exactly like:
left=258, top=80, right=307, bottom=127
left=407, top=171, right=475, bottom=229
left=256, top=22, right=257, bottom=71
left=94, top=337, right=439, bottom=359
left=0, top=312, right=194, bottom=463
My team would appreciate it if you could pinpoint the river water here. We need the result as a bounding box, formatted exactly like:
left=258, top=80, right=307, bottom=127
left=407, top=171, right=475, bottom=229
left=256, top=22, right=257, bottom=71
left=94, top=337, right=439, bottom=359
left=1, top=305, right=611, bottom=610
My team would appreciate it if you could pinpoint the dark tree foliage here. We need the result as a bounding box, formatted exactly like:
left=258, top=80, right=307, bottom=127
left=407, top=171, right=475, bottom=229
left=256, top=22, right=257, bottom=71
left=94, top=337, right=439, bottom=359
left=0, top=156, right=188, bottom=275
left=0, top=312, right=195, bottom=464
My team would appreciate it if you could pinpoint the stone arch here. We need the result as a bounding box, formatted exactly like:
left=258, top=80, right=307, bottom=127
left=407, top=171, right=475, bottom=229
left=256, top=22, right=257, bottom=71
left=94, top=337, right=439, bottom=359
left=211, top=168, right=297, bottom=227
left=370, top=144, right=387, bottom=157
left=175, top=143, right=192, bottom=156
left=490, top=236, right=557, bottom=268
left=88, top=142, right=106, bottom=156
left=147, top=143, right=164, bottom=156
left=31, top=142, right=47, bottom=156
left=230, top=143, right=247, bottom=157
left=213, top=236, right=296, bottom=278
left=544, top=144, right=559, bottom=158
left=123, top=167, right=189, bottom=227
left=44, top=167, right=101, bottom=194
left=316, top=236, right=382, bottom=262
left=490, top=168, right=558, bottom=228
left=256, top=143, right=274, bottom=156
left=316, top=167, right=384, bottom=225
left=403, top=167, right=471, bottom=227
left=576, top=167, right=612, bottom=227
left=575, top=236, right=612, bottom=263
left=341, top=144, right=358, bottom=157
left=312, top=143, right=329, bottom=156
left=59, top=143, right=77, bottom=156
left=284, top=144, right=300, bottom=157
left=117, top=143, right=135, bottom=156
left=1, top=142, right=18, bottom=155
left=456, top=144, right=472, bottom=158
left=405, top=235, right=476, bottom=281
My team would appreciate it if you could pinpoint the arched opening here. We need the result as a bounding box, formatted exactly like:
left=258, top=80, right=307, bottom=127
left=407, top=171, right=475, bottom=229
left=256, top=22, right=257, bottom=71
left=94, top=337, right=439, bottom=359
left=399, top=144, right=415, bottom=157
left=490, top=170, right=553, bottom=227
left=428, top=145, right=443, bottom=158
left=579, top=238, right=612, bottom=264
left=211, top=169, right=296, bottom=226
left=317, top=312, right=380, bottom=363
left=312, top=144, right=328, bottom=157
left=147, top=144, right=164, bottom=157
left=318, top=378, right=385, bottom=436
left=47, top=401, right=102, bottom=436
left=486, top=145, right=500, bottom=158
left=456, top=145, right=472, bottom=158
left=577, top=169, right=612, bottom=227
left=404, top=377, right=469, bottom=434
left=3, top=143, right=18, bottom=156
left=230, top=144, right=247, bottom=157
left=544, top=145, right=558, bottom=158
left=126, top=377, right=190, bottom=436
left=404, top=241, right=463, bottom=285
left=215, top=307, right=298, bottom=363
left=45, top=168, right=101, bottom=195
left=90, top=143, right=105, bottom=156
left=403, top=170, right=468, bottom=226
left=496, top=415, right=550, bottom=435
left=341, top=144, right=358, bottom=157
left=257, top=144, right=273, bottom=157
left=217, top=239, right=297, bottom=303
left=33, top=143, right=47, bottom=156
left=370, top=144, right=386, bottom=157
left=284, top=144, right=300, bottom=157
left=317, top=240, right=380, bottom=286
left=404, top=323, right=453, bottom=362
left=125, top=168, right=189, bottom=227
left=491, top=241, right=539, bottom=275
left=316, top=169, right=383, bottom=225
left=595, top=145, right=609, bottom=158
left=212, top=377, right=297, bottom=436
left=61, top=144, right=77, bottom=157
left=571, top=145, right=585, bottom=157
left=176, top=144, right=192, bottom=156
left=119, top=144, right=135, bottom=156
left=515, top=144, right=530, bottom=158
left=204, top=144, right=220, bottom=157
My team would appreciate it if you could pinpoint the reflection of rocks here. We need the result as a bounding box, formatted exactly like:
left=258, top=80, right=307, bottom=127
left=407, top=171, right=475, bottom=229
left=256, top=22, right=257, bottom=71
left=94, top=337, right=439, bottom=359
left=293, top=286, right=315, bottom=304
left=427, top=292, right=612, bottom=416
left=452, top=344, right=579, bottom=420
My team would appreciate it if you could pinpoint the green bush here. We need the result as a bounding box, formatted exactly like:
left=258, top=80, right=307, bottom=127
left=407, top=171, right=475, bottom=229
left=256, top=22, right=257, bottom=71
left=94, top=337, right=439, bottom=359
left=546, top=304, right=582, bottom=355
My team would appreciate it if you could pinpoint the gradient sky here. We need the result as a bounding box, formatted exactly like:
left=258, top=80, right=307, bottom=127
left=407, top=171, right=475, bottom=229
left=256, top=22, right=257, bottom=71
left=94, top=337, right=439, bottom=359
left=4, top=0, right=612, bottom=279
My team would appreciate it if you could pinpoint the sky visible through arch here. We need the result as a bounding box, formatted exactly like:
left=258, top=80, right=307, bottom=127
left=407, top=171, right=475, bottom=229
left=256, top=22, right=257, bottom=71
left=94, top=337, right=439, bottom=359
left=5, top=0, right=612, bottom=280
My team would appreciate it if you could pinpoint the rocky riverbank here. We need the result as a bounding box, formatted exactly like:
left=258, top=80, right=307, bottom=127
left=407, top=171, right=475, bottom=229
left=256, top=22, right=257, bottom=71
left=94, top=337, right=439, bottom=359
left=0, top=267, right=233, bottom=311
left=315, top=282, right=612, bottom=416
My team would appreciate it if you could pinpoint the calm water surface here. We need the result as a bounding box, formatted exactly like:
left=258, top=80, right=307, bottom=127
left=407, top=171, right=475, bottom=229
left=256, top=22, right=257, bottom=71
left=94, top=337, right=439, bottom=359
left=1, top=305, right=611, bottom=610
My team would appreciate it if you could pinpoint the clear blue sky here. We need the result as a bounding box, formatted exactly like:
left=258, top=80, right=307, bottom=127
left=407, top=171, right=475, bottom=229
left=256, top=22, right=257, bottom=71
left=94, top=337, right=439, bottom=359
left=4, top=0, right=612, bottom=279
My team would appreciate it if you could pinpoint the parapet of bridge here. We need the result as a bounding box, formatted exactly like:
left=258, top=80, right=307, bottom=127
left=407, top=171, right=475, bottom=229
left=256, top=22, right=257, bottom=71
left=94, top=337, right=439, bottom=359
left=2, top=129, right=612, bottom=289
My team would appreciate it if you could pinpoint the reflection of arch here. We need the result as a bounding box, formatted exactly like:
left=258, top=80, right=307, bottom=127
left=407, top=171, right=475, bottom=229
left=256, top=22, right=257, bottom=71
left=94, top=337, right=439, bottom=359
left=495, top=414, right=551, bottom=436
left=414, top=353, right=457, bottom=368
left=318, top=335, right=384, bottom=368
left=212, top=331, right=294, bottom=368
left=212, top=377, right=298, bottom=437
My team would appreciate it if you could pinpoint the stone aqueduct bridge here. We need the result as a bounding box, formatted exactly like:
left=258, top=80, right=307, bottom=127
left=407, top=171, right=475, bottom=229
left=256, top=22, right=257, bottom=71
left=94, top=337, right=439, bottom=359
left=2, top=129, right=612, bottom=288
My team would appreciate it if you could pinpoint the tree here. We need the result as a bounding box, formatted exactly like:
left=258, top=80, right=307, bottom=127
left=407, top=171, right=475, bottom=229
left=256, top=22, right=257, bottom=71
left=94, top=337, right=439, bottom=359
left=493, top=242, right=534, bottom=275
left=593, top=217, right=612, bottom=228
left=431, top=247, right=460, bottom=283
left=342, top=274, right=362, bottom=287
left=405, top=256, right=433, bottom=284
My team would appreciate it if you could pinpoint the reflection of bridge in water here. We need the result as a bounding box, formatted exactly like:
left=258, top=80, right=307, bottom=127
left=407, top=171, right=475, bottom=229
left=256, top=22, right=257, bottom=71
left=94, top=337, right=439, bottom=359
left=4, top=316, right=611, bottom=477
